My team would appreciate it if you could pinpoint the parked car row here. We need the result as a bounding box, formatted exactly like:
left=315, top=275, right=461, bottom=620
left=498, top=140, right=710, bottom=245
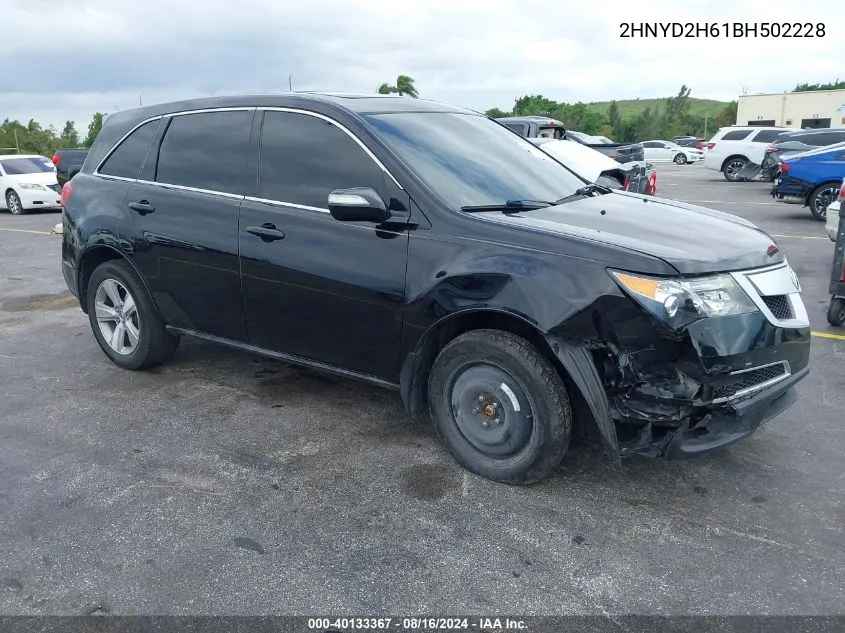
left=0, top=154, right=63, bottom=215
left=772, top=141, right=845, bottom=221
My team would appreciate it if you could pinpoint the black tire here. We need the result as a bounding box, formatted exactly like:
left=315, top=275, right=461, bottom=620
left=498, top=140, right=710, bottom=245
left=5, top=189, right=25, bottom=215
left=723, top=157, right=747, bottom=182
left=828, top=297, right=845, bottom=327
left=808, top=182, right=838, bottom=221
left=673, top=153, right=687, bottom=165
left=86, top=260, right=179, bottom=370
left=427, top=329, right=571, bottom=485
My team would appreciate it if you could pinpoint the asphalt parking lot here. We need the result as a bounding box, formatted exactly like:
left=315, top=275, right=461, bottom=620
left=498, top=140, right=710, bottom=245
left=1, top=164, right=843, bottom=617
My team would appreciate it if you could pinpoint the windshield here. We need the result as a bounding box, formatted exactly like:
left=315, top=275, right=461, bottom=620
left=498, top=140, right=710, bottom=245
left=0, top=156, right=53, bottom=175
left=364, top=112, right=587, bottom=208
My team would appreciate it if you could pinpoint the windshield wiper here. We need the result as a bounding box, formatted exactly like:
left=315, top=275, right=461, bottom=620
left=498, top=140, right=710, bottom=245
left=553, top=183, right=614, bottom=205
left=461, top=199, right=552, bottom=213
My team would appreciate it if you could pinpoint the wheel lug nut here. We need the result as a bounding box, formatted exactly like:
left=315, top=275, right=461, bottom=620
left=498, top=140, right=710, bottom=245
left=481, top=420, right=489, bottom=428
left=494, top=418, right=501, bottom=424
left=470, top=408, right=479, bottom=415
left=478, top=395, right=486, bottom=403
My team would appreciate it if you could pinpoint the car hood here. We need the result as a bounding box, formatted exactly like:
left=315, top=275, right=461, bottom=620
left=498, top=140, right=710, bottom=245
left=475, top=192, right=783, bottom=275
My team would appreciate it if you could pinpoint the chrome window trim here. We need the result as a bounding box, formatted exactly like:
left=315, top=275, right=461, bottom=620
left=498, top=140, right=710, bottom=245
left=260, top=107, right=403, bottom=190
left=134, top=179, right=244, bottom=200
left=711, top=361, right=792, bottom=405
left=243, top=196, right=329, bottom=214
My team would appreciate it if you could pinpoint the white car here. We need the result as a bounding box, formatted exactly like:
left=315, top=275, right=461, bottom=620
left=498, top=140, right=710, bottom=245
left=826, top=178, right=843, bottom=241
left=702, top=126, right=800, bottom=182
left=1, top=154, right=62, bottom=215
left=641, top=140, right=703, bottom=164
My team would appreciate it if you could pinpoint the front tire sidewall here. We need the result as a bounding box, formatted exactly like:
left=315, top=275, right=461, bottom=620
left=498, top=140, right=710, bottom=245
left=809, top=184, right=836, bottom=221
left=674, top=153, right=687, bottom=165
left=723, top=159, right=746, bottom=182
left=828, top=297, right=845, bottom=327
left=6, top=190, right=24, bottom=215
left=428, top=331, right=571, bottom=484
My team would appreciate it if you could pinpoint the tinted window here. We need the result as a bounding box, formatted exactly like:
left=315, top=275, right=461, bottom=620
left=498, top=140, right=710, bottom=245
left=156, top=110, right=252, bottom=195
left=799, top=132, right=845, bottom=146
left=722, top=130, right=752, bottom=141
left=99, top=120, right=160, bottom=179
left=642, top=141, right=660, bottom=148
left=364, top=112, right=587, bottom=208
left=751, top=129, right=785, bottom=143
left=0, top=156, right=53, bottom=174
left=258, top=111, right=384, bottom=208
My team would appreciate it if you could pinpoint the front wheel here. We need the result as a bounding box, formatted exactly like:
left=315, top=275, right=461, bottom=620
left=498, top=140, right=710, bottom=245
left=808, top=183, right=838, bottom=221
left=427, top=330, right=572, bottom=485
left=828, top=297, right=845, bottom=327
left=86, top=260, right=179, bottom=370
left=673, top=153, right=687, bottom=165
left=5, top=190, right=24, bottom=215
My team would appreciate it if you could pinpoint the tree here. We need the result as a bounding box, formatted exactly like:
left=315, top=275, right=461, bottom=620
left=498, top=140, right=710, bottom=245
left=513, top=94, right=559, bottom=116
left=607, top=101, right=621, bottom=138
left=484, top=107, right=509, bottom=118
left=793, top=79, right=845, bottom=92
left=376, top=75, right=419, bottom=98
left=84, top=112, right=105, bottom=147
left=660, top=85, right=692, bottom=138
left=59, top=121, right=80, bottom=148
left=714, top=101, right=738, bottom=128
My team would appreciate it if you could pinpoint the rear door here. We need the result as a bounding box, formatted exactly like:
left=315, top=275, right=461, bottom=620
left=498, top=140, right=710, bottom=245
left=238, top=109, right=410, bottom=381
left=121, top=108, right=255, bottom=341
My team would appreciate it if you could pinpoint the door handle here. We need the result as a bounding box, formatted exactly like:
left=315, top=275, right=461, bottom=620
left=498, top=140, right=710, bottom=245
left=128, top=200, right=155, bottom=215
left=246, top=223, right=286, bottom=242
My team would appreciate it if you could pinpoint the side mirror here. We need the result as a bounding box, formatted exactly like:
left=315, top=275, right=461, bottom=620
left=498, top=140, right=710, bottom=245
left=328, top=187, right=391, bottom=223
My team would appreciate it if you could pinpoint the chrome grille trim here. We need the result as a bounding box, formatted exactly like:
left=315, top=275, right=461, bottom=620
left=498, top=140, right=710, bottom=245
left=711, top=361, right=792, bottom=404
left=729, top=261, right=809, bottom=328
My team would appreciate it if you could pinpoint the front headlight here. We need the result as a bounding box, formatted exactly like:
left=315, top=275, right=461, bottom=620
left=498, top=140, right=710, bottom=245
left=18, top=183, right=46, bottom=190
left=610, top=270, right=758, bottom=329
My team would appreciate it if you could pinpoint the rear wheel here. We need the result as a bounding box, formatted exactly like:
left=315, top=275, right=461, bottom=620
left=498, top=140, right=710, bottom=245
left=808, top=182, right=838, bottom=221
left=427, top=329, right=571, bottom=485
left=86, top=260, right=179, bottom=370
left=723, top=157, right=747, bottom=182
left=828, top=297, right=845, bottom=327
left=5, top=190, right=24, bottom=215
left=673, top=153, right=687, bottom=165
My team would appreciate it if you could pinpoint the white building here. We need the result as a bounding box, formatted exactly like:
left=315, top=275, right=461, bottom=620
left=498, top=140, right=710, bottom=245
left=736, top=88, right=845, bottom=129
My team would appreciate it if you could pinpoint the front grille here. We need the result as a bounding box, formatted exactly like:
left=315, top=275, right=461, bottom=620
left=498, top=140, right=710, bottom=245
left=713, top=363, right=789, bottom=401
left=762, top=295, right=793, bottom=320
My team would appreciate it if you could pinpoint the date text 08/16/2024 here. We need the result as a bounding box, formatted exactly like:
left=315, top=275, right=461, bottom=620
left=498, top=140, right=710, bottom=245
left=308, top=617, right=527, bottom=631
left=620, top=22, right=826, bottom=38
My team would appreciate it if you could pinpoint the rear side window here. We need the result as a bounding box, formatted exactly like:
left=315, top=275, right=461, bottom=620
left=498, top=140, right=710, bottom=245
left=155, top=110, right=252, bottom=195
left=751, top=129, right=785, bottom=143
left=258, top=111, right=384, bottom=209
left=502, top=123, right=527, bottom=135
left=721, top=130, right=752, bottom=141
left=98, top=119, right=160, bottom=179
left=800, top=132, right=845, bottom=146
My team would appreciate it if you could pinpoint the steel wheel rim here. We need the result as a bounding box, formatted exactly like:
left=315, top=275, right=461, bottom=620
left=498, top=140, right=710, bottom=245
left=94, top=278, right=140, bottom=355
left=726, top=160, right=744, bottom=178
left=449, top=363, right=534, bottom=457
left=7, top=192, right=21, bottom=214
left=814, top=187, right=836, bottom=217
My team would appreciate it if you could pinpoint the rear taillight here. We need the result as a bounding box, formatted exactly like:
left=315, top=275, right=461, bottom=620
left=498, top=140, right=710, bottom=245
left=706, top=142, right=716, bottom=150
left=60, top=182, right=73, bottom=207
left=623, top=177, right=631, bottom=191
left=765, top=147, right=778, bottom=153
left=838, top=181, right=845, bottom=202
left=647, top=172, right=657, bottom=195
left=696, top=141, right=704, bottom=150
left=52, top=154, right=61, bottom=166
left=609, top=155, right=617, bottom=161
left=779, top=163, right=790, bottom=173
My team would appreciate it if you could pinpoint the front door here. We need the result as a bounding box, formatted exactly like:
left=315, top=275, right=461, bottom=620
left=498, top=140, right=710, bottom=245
left=239, top=109, right=410, bottom=381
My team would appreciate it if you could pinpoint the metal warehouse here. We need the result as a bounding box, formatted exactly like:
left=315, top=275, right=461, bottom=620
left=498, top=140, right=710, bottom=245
left=736, top=88, right=845, bottom=129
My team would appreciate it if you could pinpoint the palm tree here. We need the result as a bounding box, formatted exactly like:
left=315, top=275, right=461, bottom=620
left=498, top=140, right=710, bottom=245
left=376, top=75, right=419, bottom=98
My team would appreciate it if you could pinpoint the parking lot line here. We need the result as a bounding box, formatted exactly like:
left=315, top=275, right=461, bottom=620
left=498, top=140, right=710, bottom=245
left=0, top=227, right=53, bottom=236
left=812, top=331, right=845, bottom=341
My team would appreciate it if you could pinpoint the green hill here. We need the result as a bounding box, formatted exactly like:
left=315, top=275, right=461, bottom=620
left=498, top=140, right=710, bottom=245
left=586, top=97, right=730, bottom=119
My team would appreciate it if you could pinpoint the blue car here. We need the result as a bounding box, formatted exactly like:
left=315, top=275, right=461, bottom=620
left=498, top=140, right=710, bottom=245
left=773, top=141, right=845, bottom=221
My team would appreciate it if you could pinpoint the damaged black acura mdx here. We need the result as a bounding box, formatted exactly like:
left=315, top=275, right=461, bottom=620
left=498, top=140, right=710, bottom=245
left=61, top=93, right=811, bottom=484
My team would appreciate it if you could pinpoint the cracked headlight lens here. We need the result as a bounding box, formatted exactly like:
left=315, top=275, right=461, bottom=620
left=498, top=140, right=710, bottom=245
left=610, top=270, right=758, bottom=329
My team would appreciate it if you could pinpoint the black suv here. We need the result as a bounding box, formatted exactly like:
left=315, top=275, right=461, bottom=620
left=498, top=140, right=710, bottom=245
left=61, top=93, right=811, bottom=484
left=52, top=147, right=90, bottom=186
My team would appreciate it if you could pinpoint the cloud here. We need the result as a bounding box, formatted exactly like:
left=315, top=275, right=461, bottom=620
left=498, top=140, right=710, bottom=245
left=1, top=0, right=842, bottom=129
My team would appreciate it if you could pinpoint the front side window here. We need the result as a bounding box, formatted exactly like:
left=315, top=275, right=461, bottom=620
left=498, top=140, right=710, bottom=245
left=155, top=110, right=252, bottom=195
left=98, top=119, right=160, bottom=179
left=0, top=156, right=54, bottom=175
left=364, top=112, right=587, bottom=209
left=258, top=111, right=385, bottom=208
left=751, top=129, right=784, bottom=143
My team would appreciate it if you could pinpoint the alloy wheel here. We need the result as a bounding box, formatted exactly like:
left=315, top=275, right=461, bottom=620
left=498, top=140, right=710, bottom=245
left=94, top=278, right=140, bottom=355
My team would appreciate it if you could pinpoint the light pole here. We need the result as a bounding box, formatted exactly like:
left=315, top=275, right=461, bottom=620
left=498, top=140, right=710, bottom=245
left=289, top=75, right=293, bottom=92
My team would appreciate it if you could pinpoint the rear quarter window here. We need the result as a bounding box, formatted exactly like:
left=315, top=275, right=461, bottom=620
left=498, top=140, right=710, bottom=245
left=751, top=129, right=786, bottom=143
left=98, top=119, right=161, bottom=179
left=721, top=130, right=753, bottom=141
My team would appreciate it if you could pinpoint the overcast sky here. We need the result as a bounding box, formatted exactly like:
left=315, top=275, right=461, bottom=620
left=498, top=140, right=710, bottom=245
left=1, top=0, right=842, bottom=133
